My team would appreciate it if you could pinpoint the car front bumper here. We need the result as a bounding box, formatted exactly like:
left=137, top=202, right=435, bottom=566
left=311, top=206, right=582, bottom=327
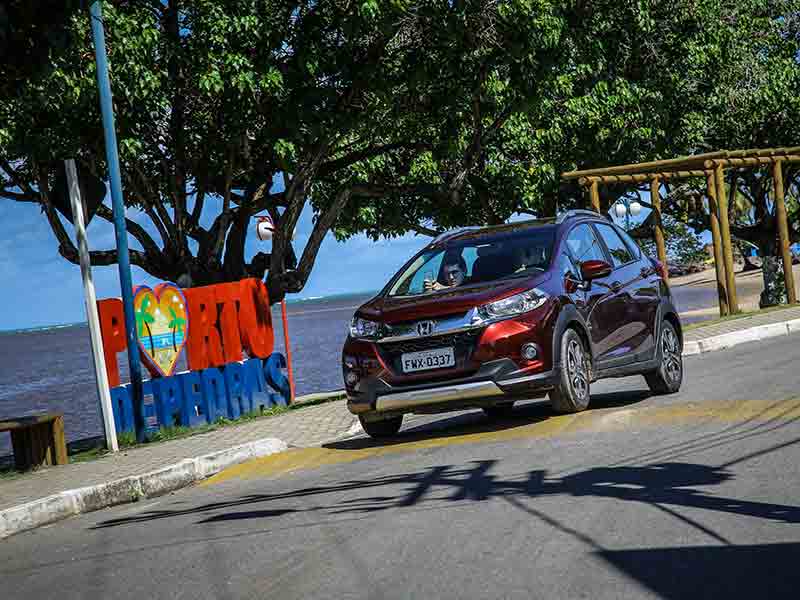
left=346, top=358, right=557, bottom=419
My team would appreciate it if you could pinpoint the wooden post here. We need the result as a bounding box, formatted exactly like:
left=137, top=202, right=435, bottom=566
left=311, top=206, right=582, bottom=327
left=706, top=171, right=729, bottom=316
left=589, top=179, right=600, bottom=212
left=52, top=415, right=68, bottom=465
left=773, top=160, right=798, bottom=304
left=650, top=177, right=668, bottom=283
left=715, top=164, right=739, bottom=313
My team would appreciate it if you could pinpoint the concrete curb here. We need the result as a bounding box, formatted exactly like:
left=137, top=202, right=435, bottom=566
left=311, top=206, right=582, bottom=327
left=0, top=437, right=287, bottom=541
left=682, top=318, right=800, bottom=356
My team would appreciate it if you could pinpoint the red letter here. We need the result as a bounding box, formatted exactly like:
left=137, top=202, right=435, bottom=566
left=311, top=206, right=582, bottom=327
left=185, top=285, right=225, bottom=370
left=97, top=298, right=126, bottom=388
left=215, top=281, right=243, bottom=363
left=238, top=278, right=274, bottom=358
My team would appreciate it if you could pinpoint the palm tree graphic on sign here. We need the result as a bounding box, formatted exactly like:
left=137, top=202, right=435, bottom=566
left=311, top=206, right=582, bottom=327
left=167, top=306, right=187, bottom=352
left=135, top=296, right=155, bottom=353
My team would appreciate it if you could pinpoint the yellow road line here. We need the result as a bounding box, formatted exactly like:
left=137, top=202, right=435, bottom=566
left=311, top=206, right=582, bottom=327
left=202, top=398, right=800, bottom=486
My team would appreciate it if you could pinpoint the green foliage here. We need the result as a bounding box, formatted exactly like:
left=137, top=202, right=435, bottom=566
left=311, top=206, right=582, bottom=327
left=1, top=1, right=798, bottom=296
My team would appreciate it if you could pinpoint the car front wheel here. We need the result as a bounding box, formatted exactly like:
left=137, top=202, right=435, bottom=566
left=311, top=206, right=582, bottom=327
left=550, top=328, right=591, bottom=413
left=359, top=415, right=403, bottom=438
left=645, top=320, right=683, bottom=394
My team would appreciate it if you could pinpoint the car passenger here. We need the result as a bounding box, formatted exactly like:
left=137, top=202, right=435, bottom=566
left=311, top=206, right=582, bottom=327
left=424, top=256, right=467, bottom=292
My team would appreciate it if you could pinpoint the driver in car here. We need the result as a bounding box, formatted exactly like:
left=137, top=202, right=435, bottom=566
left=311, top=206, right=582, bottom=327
left=424, top=257, right=467, bottom=291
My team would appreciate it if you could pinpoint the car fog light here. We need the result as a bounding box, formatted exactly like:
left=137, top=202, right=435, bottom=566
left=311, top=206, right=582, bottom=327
left=521, top=343, right=539, bottom=361
left=345, top=371, right=360, bottom=386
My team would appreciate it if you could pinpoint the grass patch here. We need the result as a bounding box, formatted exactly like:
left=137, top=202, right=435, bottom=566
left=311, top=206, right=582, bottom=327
left=684, top=303, right=800, bottom=331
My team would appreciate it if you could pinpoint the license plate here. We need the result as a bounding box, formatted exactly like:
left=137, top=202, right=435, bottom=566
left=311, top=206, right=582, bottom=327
left=401, top=347, right=455, bottom=373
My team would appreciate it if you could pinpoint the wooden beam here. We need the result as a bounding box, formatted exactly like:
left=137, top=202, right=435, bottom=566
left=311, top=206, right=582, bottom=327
left=563, top=151, right=729, bottom=180
left=589, top=179, right=600, bottom=212
left=772, top=160, right=798, bottom=305
left=579, top=170, right=707, bottom=185
left=705, top=155, right=800, bottom=169
left=562, top=146, right=800, bottom=181
left=706, top=171, right=729, bottom=316
left=650, top=177, right=668, bottom=284
left=715, top=164, right=739, bottom=313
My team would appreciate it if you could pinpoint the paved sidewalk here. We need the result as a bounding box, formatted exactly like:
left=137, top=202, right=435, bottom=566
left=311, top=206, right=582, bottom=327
left=683, top=305, right=800, bottom=342
left=0, top=399, right=356, bottom=513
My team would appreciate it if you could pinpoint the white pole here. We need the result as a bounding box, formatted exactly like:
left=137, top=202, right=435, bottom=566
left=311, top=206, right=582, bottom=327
left=66, top=159, right=119, bottom=452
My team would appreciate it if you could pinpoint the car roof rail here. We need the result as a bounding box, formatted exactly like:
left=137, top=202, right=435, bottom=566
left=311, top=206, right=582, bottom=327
left=555, top=209, right=610, bottom=224
left=430, top=226, right=482, bottom=245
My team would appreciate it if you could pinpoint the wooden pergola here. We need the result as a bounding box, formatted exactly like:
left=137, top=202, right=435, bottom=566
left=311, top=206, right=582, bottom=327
left=562, top=147, right=800, bottom=317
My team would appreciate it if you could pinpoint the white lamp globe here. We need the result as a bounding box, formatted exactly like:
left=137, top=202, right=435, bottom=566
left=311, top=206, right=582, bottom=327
left=629, top=201, right=642, bottom=216
left=614, top=203, right=627, bottom=219
left=255, top=215, right=275, bottom=241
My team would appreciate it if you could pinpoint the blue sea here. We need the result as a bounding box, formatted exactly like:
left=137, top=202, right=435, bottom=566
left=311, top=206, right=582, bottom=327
left=0, top=292, right=374, bottom=454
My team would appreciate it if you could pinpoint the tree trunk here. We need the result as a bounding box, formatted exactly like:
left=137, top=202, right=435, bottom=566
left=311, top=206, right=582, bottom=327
left=760, top=255, right=787, bottom=308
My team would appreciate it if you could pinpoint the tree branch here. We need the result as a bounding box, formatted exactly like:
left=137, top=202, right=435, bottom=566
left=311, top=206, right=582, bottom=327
left=288, top=187, right=353, bottom=292
left=94, top=204, right=163, bottom=259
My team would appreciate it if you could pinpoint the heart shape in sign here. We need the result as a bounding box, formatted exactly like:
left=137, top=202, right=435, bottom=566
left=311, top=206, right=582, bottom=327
left=132, top=283, right=190, bottom=377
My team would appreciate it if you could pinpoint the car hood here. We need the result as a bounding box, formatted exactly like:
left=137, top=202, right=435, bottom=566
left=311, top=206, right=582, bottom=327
left=357, top=272, right=551, bottom=324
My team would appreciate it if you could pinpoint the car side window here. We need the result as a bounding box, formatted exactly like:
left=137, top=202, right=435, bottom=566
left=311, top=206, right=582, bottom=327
left=404, top=253, right=445, bottom=295
left=615, top=226, right=643, bottom=259
left=565, top=224, right=607, bottom=265
left=594, top=223, right=634, bottom=268
left=555, top=251, right=580, bottom=280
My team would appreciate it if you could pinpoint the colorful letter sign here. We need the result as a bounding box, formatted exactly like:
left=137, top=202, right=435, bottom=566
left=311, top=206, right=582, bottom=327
left=98, top=277, right=286, bottom=436
left=133, top=283, right=189, bottom=377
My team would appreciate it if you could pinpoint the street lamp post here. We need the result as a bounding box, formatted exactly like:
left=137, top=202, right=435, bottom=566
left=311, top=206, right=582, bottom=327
left=89, top=1, right=146, bottom=442
left=613, top=198, right=642, bottom=230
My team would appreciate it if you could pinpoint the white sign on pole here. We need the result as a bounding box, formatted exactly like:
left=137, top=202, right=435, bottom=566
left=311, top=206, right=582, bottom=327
left=65, top=159, right=118, bottom=452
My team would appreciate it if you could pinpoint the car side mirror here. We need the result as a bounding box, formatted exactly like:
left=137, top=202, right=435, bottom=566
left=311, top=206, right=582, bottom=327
left=580, top=259, right=612, bottom=281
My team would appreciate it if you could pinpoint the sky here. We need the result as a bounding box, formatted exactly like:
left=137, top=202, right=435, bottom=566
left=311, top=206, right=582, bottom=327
left=0, top=193, right=430, bottom=331
left=0, top=184, right=724, bottom=332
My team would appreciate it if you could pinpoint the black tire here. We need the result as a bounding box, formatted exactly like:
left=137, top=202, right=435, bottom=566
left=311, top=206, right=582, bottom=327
left=645, top=320, right=683, bottom=394
left=483, top=403, right=515, bottom=419
left=359, top=415, right=403, bottom=438
left=549, top=328, right=591, bottom=413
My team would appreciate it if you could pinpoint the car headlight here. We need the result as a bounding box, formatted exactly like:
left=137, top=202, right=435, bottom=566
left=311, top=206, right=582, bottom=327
left=476, top=289, right=548, bottom=322
left=349, top=316, right=381, bottom=339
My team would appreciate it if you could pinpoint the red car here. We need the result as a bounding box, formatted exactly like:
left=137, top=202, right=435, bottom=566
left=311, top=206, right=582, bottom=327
left=343, top=210, right=683, bottom=438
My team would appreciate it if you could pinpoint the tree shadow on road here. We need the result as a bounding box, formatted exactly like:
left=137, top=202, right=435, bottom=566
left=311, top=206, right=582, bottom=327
left=89, top=434, right=800, bottom=597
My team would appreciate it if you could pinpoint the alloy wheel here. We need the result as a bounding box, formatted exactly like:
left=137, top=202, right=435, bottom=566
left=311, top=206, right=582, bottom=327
left=662, top=326, right=682, bottom=384
left=566, top=339, right=589, bottom=401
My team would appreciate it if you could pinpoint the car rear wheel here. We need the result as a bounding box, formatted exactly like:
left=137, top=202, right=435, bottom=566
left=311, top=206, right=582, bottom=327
left=359, top=415, right=403, bottom=438
left=645, top=320, right=683, bottom=394
left=483, top=403, right=515, bottom=419
left=550, top=328, right=591, bottom=413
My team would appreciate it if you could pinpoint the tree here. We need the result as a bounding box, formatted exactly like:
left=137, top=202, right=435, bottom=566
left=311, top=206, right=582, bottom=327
left=2, top=1, right=798, bottom=303
left=0, top=1, right=81, bottom=97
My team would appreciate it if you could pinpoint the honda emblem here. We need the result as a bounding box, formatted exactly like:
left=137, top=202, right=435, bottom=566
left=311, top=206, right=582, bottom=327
left=416, top=320, right=436, bottom=336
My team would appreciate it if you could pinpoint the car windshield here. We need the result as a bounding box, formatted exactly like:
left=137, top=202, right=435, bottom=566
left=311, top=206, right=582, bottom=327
left=387, top=227, right=556, bottom=297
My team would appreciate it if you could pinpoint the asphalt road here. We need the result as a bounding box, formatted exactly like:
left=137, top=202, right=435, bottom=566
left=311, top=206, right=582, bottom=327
left=2, top=334, right=800, bottom=600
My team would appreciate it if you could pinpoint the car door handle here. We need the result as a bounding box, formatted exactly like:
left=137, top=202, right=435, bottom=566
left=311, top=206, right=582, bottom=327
left=641, top=267, right=652, bottom=277
left=610, top=281, right=622, bottom=293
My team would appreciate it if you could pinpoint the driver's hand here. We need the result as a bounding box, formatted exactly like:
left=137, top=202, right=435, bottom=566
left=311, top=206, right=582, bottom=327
left=424, top=279, right=434, bottom=292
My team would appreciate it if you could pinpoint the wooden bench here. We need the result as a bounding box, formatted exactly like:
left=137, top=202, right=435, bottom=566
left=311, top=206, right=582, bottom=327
left=0, top=414, right=68, bottom=471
